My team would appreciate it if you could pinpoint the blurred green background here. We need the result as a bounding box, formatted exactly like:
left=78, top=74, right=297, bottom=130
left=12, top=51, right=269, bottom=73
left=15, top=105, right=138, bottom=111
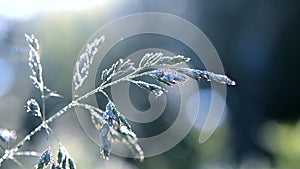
left=0, top=0, right=300, bottom=169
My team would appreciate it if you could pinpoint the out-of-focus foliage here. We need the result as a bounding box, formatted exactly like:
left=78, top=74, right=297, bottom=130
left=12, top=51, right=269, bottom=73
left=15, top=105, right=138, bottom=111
left=262, top=122, right=300, bottom=169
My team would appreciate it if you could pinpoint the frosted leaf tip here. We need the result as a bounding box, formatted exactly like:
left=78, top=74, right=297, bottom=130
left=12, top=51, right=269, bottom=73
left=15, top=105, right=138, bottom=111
left=231, top=80, right=236, bottom=86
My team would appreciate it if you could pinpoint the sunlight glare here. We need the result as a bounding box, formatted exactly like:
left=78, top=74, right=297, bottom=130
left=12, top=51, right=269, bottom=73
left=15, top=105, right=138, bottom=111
left=0, top=0, right=113, bottom=19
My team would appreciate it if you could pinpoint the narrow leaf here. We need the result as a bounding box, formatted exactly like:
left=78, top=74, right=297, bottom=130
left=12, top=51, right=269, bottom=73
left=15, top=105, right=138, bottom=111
left=73, top=36, right=105, bottom=90
left=56, top=145, right=76, bottom=169
left=146, top=69, right=187, bottom=86
left=25, top=34, right=44, bottom=91
left=130, top=80, right=167, bottom=97
left=62, top=156, right=67, bottom=169
left=118, top=126, right=144, bottom=161
left=154, top=55, right=190, bottom=66
left=44, top=86, right=63, bottom=99
left=57, top=147, right=63, bottom=164
left=138, top=52, right=163, bottom=67
left=36, top=147, right=52, bottom=169
left=91, top=112, right=105, bottom=131
left=201, top=70, right=236, bottom=85
left=14, top=151, right=40, bottom=157
left=118, top=115, right=132, bottom=130
left=99, top=124, right=111, bottom=160
left=101, top=59, right=135, bottom=82
left=77, top=103, right=105, bottom=131
left=176, top=68, right=202, bottom=80
left=126, top=138, right=144, bottom=162
left=25, top=34, right=39, bottom=50
left=26, top=99, right=42, bottom=118
left=177, top=68, right=236, bottom=86
left=51, top=164, right=61, bottom=169
left=139, top=53, right=190, bottom=67
left=68, top=158, right=75, bottom=169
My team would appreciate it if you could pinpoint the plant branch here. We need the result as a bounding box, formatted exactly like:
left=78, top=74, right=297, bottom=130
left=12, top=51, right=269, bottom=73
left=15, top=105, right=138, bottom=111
left=0, top=69, right=146, bottom=166
left=1, top=35, right=236, bottom=168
